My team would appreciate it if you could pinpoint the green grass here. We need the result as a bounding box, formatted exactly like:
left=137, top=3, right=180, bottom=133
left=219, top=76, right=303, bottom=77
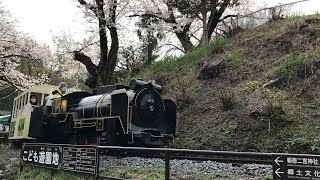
left=137, top=36, right=227, bottom=80
left=242, top=80, right=259, bottom=92
left=18, top=166, right=52, bottom=180
left=277, top=51, right=306, bottom=84
left=18, top=166, right=96, bottom=180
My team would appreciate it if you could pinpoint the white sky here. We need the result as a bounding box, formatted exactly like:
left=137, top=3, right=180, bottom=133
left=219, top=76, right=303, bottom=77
left=2, top=0, right=320, bottom=49
left=2, top=0, right=86, bottom=48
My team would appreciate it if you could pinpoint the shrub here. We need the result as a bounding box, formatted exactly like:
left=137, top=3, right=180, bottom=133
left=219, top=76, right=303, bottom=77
left=219, top=88, right=236, bottom=111
left=243, top=80, right=259, bottom=92
left=278, top=51, right=305, bottom=84
left=263, top=88, right=286, bottom=128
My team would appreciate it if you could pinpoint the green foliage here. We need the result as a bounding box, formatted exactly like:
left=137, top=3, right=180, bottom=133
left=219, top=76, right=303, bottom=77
left=287, top=137, right=306, bottom=146
left=217, top=124, right=238, bottom=135
left=263, top=88, right=287, bottom=125
left=310, top=144, right=320, bottom=153
left=308, top=138, right=320, bottom=153
left=141, top=36, right=227, bottom=75
left=202, top=124, right=237, bottom=147
left=184, top=124, right=237, bottom=149
left=224, top=48, right=255, bottom=69
left=54, top=171, right=81, bottom=180
left=242, top=80, right=259, bottom=92
left=19, top=166, right=52, bottom=180
left=190, top=83, right=202, bottom=94
left=219, top=88, right=236, bottom=111
left=184, top=36, right=227, bottom=62
left=277, top=51, right=305, bottom=84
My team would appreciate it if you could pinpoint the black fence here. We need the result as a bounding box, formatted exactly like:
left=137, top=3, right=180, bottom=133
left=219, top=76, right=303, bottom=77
left=20, top=143, right=320, bottom=180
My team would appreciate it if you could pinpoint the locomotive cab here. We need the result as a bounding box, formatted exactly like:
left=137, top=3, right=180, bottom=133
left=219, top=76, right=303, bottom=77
left=9, top=85, right=57, bottom=143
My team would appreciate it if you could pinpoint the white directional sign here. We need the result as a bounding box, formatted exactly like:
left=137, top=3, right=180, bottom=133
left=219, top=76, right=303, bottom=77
left=273, top=155, right=320, bottom=180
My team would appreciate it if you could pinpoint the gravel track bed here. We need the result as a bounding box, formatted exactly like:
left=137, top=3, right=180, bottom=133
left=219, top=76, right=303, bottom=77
left=100, top=156, right=272, bottom=176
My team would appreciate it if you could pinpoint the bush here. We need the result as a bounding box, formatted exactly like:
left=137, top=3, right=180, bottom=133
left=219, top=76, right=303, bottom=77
left=278, top=51, right=305, bottom=84
left=242, top=80, right=259, bottom=92
left=263, top=88, right=287, bottom=127
left=219, top=88, right=236, bottom=111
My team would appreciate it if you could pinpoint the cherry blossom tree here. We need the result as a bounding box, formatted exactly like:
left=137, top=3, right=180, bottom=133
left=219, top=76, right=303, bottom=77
left=132, top=0, right=241, bottom=52
left=72, top=0, right=127, bottom=88
left=0, top=5, right=53, bottom=91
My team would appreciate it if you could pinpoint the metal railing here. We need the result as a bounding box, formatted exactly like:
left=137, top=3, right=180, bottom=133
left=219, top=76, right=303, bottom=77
left=21, top=143, right=320, bottom=179
left=97, top=146, right=274, bottom=180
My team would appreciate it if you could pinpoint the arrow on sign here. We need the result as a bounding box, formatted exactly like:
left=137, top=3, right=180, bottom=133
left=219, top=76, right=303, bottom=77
left=275, top=156, right=284, bottom=166
left=275, top=168, right=284, bottom=177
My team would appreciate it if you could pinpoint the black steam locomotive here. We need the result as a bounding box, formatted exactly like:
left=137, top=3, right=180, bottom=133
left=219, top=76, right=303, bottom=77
left=9, top=79, right=176, bottom=147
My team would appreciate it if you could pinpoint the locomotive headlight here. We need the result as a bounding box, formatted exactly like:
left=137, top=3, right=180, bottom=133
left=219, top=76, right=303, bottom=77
left=61, top=99, right=67, bottom=113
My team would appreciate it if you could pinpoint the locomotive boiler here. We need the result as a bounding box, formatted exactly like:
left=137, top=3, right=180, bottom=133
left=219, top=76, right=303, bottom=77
left=9, top=79, right=177, bottom=147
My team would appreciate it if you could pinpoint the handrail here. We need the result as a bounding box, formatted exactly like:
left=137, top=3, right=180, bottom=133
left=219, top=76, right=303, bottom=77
left=22, top=143, right=320, bottom=180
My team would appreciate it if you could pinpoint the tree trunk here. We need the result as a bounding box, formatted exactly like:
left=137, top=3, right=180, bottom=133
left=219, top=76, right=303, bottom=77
left=147, top=31, right=152, bottom=65
left=201, top=0, right=208, bottom=44
left=207, top=0, right=230, bottom=40
left=166, top=8, right=194, bottom=52
left=73, top=51, right=98, bottom=88
left=76, top=0, right=119, bottom=87
left=103, top=25, right=119, bottom=84
left=174, top=23, right=194, bottom=52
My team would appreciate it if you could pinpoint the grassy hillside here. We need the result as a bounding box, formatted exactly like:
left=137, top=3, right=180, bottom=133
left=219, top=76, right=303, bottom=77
left=135, top=14, right=320, bottom=153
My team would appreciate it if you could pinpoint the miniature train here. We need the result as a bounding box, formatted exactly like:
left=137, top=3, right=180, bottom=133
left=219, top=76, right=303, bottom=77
left=9, top=79, right=177, bottom=147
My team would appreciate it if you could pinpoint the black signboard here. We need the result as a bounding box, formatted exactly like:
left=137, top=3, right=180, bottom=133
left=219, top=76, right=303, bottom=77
left=62, top=145, right=98, bottom=175
left=21, top=144, right=62, bottom=169
left=21, top=144, right=98, bottom=176
left=273, top=154, right=320, bottom=180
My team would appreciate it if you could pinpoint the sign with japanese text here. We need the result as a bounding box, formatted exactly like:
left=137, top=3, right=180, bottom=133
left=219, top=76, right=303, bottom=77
left=21, top=144, right=98, bottom=176
left=21, top=144, right=61, bottom=169
left=273, top=154, right=320, bottom=180
left=62, top=146, right=98, bottom=175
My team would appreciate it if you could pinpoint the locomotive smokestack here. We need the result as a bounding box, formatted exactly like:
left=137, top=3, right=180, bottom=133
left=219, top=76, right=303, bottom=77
left=129, top=79, right=162, bottom=93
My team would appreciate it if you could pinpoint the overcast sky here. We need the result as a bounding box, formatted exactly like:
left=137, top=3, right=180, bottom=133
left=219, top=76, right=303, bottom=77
left=2, top=0, right=320, bottom=49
